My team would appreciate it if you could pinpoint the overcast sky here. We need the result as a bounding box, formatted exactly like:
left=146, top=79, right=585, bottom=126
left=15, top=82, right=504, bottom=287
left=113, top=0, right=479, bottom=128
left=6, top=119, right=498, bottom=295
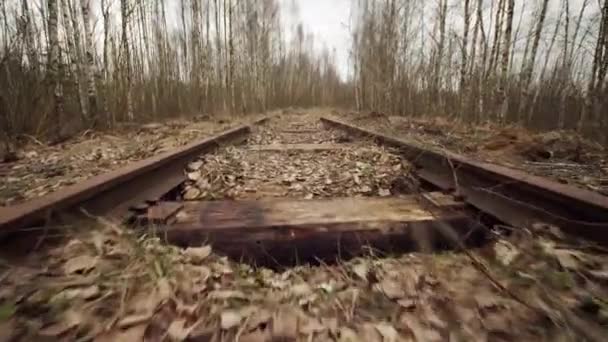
left=279, top=0, right=353, bottom=78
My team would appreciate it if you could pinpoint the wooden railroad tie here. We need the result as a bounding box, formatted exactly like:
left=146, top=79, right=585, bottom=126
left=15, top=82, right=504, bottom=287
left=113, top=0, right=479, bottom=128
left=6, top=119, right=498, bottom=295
left=142, top=194, right=480, bottom=265
left=247, top=143, right=353, bottom=152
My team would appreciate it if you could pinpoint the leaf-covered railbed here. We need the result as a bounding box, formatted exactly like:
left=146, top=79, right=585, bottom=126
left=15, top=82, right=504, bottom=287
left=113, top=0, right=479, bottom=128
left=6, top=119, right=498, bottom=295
left=1, top=112, right=607, bottom=341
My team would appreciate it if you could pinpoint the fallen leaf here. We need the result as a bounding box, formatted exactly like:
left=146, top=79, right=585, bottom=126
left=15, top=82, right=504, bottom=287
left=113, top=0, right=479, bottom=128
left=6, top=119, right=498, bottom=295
left=39, top=309, right=83, bottom=337
left=52, top=285, right=101, bottom=301
left=246, top=308, right=272, bottom=331
left=63, top=255, right=98, bottom=274
left=240, top=329, right=271, bottom=342
left=157, top=277, right=173, bottom=303
left=183, top=187, right=201, bottom=200
left=184, top=245, right=212, bottom=264
left=187, top=171, right=202, bottom=181
left=400, top=313, right=441, bottom=342
left=494, top=240, right=520, bottom=266
left=359, top=323, right=382, bottom=342
left=290, top=283, right=313, bottom=297
left=589, top=269, right=608, bottom=281
left=338, top=327, right=361, bottom=342
left=209, top=290, right=247, bottom=300
left=375, top=323, right=399, bottom=342
left=553, top=249, right=584, bottom=270
left=272, top=309, right=299, bottom=340
left=94, top=324, right=146, bottom=342
left=221, top=310, right=242, bottom=330
left=359, top=185, right=372, bottom=194
left=352, top=263, right=369, bottom=281
left=299, top=317, right=325, bottom=335
left=118, top=313, right=152, bottom=329
left=378, top=279, right=405, bottom=300
left=317, top=282, right=334, bottom=293
left=397, top=298, right=416, bottom=309
left=167, top=318, right=192, bottom=341
left=378, top=188, right=391, bottom=197
left=475, top=292, right=501, bottom=310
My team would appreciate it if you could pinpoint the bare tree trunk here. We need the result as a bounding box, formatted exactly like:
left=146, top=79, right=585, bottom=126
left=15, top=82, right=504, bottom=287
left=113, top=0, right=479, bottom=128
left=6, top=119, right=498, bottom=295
left=228, top=0, right=235, bottom=114
left=61, top=0, right=87, bottom=122
left=518, top=0, right=549, bottom=122
left=529, top=7, right=563, bottom=123
left=579, top=0, right=608, bottom=132
left=121, top=0, right=134, bottom=121
left=498, top=0, right=514, bottom=123
left=81, top=0, right=98, bottom=127
left=460, top=0, right=471, bottom=118
left=557, top=0, right=570, bottom=129
left=488, top=0, right=505, bottom=76
left=47, top=0, right=63, bottom=139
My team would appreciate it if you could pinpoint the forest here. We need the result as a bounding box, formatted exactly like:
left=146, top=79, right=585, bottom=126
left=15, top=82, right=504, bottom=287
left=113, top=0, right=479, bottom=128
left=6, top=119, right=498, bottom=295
left=0, top=0, right=607, bottom=143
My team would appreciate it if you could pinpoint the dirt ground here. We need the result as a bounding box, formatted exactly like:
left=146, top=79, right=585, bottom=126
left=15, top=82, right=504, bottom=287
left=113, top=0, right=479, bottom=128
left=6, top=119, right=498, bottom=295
left=346, top=111, right=608, bottom=196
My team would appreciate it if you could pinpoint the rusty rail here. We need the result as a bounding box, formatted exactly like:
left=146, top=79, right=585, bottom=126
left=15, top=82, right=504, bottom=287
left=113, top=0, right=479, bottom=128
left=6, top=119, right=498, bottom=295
left=321, top=116, right=608, bottom=244
left=0, top=117, right=268, bottom=235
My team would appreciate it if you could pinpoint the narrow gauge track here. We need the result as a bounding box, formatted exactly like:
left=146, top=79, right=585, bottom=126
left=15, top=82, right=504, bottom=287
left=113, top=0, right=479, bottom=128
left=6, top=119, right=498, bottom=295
left=1, top=113, right=608, bottom=264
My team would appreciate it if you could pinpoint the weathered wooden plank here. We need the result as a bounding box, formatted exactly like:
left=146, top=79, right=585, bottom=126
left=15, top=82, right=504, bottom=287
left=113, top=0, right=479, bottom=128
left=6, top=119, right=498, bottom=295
left=247, top=143, right=352, bottom=152
left=420, top=192, right=465, bottom=210
left=152, top=196, right=482, bottom=266
left=280, top=129, right=319, bottom=133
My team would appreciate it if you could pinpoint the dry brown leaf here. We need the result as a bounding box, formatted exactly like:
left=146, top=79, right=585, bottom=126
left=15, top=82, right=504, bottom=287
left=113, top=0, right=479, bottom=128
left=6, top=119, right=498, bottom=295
left=397, top=298, right=416, bottom=309
left=271, top=310, right=299, bottom=341
left=352, top=263, right=369, bottom=281
left=299, top=317, right=325, bottom=335
left=94, top=324, right=147, bottom=342
left=166, top=318, right=193, bottom=341
left=375, top=323, right=400, bottom=342
left=118, top=313, right=152, bottom=329
left=157, top=277, right=173, bottom=303
left=589, top=269, right=608, bottom=281
left=494, top=240, right=520, bottom=266
left=474, top=292, right=501, bottom=310
left=400, top=313, right=442, bottom=342
left=63, top=255, right=98, bottom=274
left=359, top=323, right=382, bottom=342
left=221, top=310, right=242, bottom=330
left=184, top=245, right=212, bottom=264
left=39, top=309, right=84, bottom=337
left=209, top=290, right=247, bottom=300
left=290, top=283, right=313, bottom=297
left=378, top=188, right=391, bottom=197
left=52, top=285, right=101, bottom=301
left=183, top=187, right=201, bottom=200
left=187, top=171, right=202, bottom=181
left=338, top=327, right=362, bottom=342
left=240, top=329, right=272, bottom=342
left=246, top=308, right=272, bottom=331
left=378, top=279, right=405, bottom=300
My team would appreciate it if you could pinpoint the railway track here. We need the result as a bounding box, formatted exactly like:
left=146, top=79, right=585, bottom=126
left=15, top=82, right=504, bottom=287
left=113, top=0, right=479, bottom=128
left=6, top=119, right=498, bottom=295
left=3, top=112, right=608, bottom=341
left=2, top=112, right=607, bottom=264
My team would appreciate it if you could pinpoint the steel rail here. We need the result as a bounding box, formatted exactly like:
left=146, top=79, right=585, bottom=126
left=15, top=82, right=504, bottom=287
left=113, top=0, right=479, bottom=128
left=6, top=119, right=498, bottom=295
left=0, top=117, right=268, bottom=236
left=321, top=116, right=608, bottom=245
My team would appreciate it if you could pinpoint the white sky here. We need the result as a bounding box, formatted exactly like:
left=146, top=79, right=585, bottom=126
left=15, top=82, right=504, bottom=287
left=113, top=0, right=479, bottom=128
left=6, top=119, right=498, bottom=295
left=279, top=0, right=352, bottom=78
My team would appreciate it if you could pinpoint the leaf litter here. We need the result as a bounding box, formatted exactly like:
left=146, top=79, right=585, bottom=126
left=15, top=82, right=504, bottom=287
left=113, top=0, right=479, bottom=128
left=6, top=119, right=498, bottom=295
left=180, top=114, right=411, bottom=201
left=0, top=114, right=265, bottom=206
left=347, top=110, right=608, bottom=196
left=1, top=111, right=608, bottom=341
